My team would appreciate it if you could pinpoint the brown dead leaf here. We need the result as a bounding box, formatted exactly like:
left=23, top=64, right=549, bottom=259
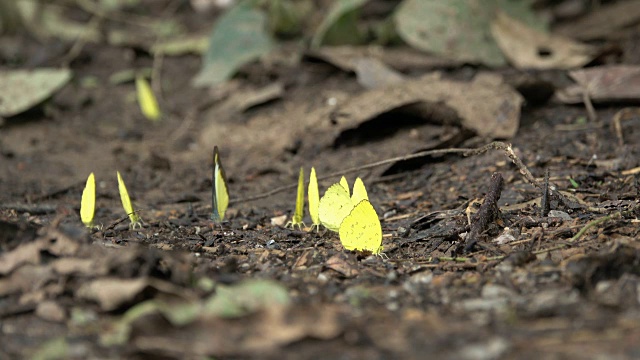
left=77, top=277, right=193, bottom=311
left=556, top=65, right=640, bottom=104
left=0, top=264, right=53, bottom=297
left=331, top=72, right=522, bottom=139
left=51, top=258, right=97, bottom=275
left=292, top=249, right=315, bottom=269
left=354, top=57, right=405, bottom=89
left=306, top=46, right=459, bottom=73
left=204, top=82, right=283, bottom=120
left=130, top=303, right=343, bottom=357
left=554, top=0, right=640, bottom=41
left=36, top=300, right=66, bottom=322
left=0, top=225, right=85, bottom=275
left=0, top=240, right=44, bottom=275
left=325, top=253, right=358, bottom=278
left=491, top=11, right=596, bottom=70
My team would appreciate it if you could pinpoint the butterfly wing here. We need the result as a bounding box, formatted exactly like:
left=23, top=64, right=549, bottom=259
left=319, top=183, right=353, bottom=232
left=212, top=146, right=229, bottom=222
left=339, top=200, right=382, bottom=254
left=351, top=177, right=369, bottom=204
left=80, top=172, right=96, bottom=227
left=135, top=75, right=161, bottom=121
left=117, top=171, right=141, bottom=226
left=339, top=176, right=350, bottom=196
left=293, top=167, right=305, bottom=223
left=308, top=167, right=320, bottom=226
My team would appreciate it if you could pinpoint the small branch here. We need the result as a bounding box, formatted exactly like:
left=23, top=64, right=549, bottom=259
left=464, top=173, right=504, bottom=252
left=540, top=168, right=550, bottom=217
left=569, top=211, right=622, bottom=242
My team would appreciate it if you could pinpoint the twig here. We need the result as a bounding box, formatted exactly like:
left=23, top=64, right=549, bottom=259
left=569, top=211, right=622, bottom=242
left=464, top=173, right=504, bottom=252
left=582, top=90, right=597, bottom=122
left=611, top=107, right=640, bottom=147
left=541, top=168, right=550, bottom=217
left=232, top=146, right=475, bottom=203
left=0, top=203, right=58, bottom=215
left=151, top=51, right=165, bottom=105
left=232, top=141, right=564, bottom=211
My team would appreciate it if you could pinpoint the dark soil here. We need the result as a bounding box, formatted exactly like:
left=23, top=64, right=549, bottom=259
left=1, top=2, right=640, bottom=359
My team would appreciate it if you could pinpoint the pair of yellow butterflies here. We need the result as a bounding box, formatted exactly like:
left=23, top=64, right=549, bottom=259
left=288, top=168, right=383, bottom=255
left=80, top=171, right=142, bottom=229
left=319, top=176, right=383, bottom=255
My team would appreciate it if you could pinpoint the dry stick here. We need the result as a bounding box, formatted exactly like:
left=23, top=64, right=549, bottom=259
left=582, top=90, right=598, bottom=122
left=465, top=172, right=504, bottom=252
left=233, top=141, right=555, bottom=206
left=59, top=16, right=100, bottom=67
left=612, top=109, right=626, bottom=147
left=540, top=168, right=551, bottom=217
left=151, top=51, right=165, bottom=105
left=568, top=211, right=623, bottom=242
left=233, top=147, right=474, bottom=203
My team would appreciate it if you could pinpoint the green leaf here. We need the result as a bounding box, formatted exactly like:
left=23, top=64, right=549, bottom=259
left=204, top=279, right=290, bottom=318
left=0, top=68, right=72, bottom=117
left=268, top=0, right=307, bottom=37
left=31, top=337, right=69, bottom=360
left=394, top=0, right=545, bottom=66
left=192, top=0, right=274, bottom=87
left=569, top=178, right=579, bottom=189
left=311, top=0, right=368, bottom=48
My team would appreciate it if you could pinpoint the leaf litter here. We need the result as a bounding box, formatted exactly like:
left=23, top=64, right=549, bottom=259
left=3, top=1, right=640, bottom=359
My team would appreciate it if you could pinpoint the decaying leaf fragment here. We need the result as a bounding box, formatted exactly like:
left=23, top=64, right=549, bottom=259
left=556, top=65, right=640, bottom=104
left=331, top=72, right=523, bottom=139
left=491, top=11, right=597, bottom=70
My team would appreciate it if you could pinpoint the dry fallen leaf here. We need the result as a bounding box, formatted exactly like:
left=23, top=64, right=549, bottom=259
left=330, top=72, right=523, bottom=139
left=353, top=57, right=405, bottom=89
left=77, top=277, right=192, bottom=311
left=129, top=303, right=343, bottom=357
left=325, top=253, right=359, bottom=278
left=554, top=0, right=640, bottom=41
left=555, top=65, right=640, bottom=104
left=491, top=11, right=596, bottom=70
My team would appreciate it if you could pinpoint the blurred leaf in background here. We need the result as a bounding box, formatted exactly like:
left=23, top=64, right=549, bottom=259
left=394, top=0, right=545, bottom=66
left=267, top=0, right=312, bottom=38
left=0, top=68, right=72, bottom=117
left=311, top=0, right=369, bottom=48
left=192, top=0, right=274, bottom=87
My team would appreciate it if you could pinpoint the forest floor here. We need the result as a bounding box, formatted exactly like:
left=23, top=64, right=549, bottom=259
left=1, top=2, right=640, bottom=359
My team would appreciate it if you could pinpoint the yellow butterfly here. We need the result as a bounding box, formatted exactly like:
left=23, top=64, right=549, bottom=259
left=339, top=199, right=383, bottom=255
left=307, top=167, right=321, bottom=231
left=116, top=171, right=143, bottom=229
left=80, top=172, right=96, bottom=228
left=286, top=167, right=306, bottom=229
left=212, top=146, right=229, bottom=223
left=318, top=182, right=353, bottom=232
left=135, top=75, right=161, bottom=121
